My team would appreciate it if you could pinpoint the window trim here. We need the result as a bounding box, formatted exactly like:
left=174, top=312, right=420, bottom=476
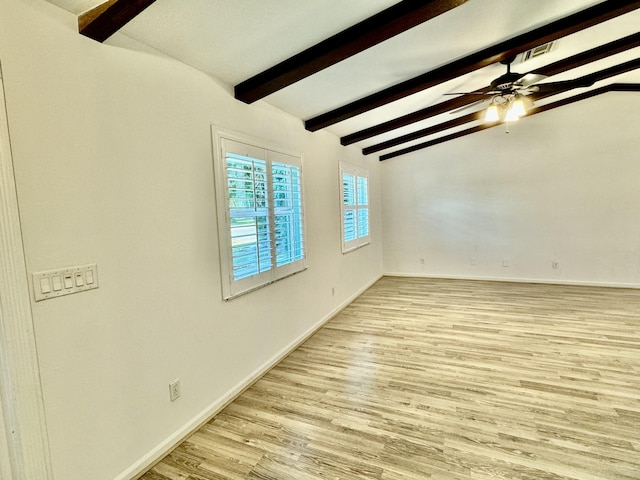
left=212, top=127, right=307, bottom=300
left=339, top=162, right=370, bottom=253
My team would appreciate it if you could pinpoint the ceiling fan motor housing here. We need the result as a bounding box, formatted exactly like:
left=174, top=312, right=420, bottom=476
left=492, top=72, right=526, bottom=92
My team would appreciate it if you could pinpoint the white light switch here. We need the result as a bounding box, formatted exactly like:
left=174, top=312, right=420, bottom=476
left=39, top=277, right=51, bottom=294
left=32, top=264, right=99, bottom=301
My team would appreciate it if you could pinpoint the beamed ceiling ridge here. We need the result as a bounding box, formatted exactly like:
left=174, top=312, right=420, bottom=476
left=364, top=56, right=640, bottom=155
left=341, top=31, right=640, bottom=147
left=302, top=0, right=640, bottom=131
left=379, top=83, right=640, bottom=161
left=69, top=0, right=640, bottom=160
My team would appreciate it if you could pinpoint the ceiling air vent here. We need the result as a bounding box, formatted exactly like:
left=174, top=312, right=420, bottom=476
left=518, top=41, right=558, bottom=63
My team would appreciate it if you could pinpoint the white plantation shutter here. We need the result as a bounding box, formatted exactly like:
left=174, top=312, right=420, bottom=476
left=214, top=133, right=306, bottom=299
left=340, top=163, right=370, bottom=252
left=272, top=160, right=305, bottom=268
left=342, top=172, right=357, bottom=243
left=357, top=175, right=369, bottom=238
left=226, top=154, right=271, bottom=281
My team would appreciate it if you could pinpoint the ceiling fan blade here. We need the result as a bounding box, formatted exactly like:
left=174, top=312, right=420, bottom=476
left=449, top=98, right=488, bottom=114
left=443, top=92, right=492, bottom=96
left=529, top=78, right=595, bottom=95
left=516, top=73, right=548, bottom=87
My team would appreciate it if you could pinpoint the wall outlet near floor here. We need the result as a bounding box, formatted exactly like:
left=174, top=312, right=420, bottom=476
left=169, top=379, right=181, bottom=402
left=471, top=257, right=477, bottom=266
left=502, top=258, right=510, bottom=267
left=420, top=257, right=425, bottom=265
left=552, top=260, right=559, bottom=269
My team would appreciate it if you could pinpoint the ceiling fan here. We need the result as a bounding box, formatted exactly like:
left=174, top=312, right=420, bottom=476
left=448, top=57, right=595, bottom=122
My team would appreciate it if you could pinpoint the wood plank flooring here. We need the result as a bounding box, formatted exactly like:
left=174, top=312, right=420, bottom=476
left=140, top=277, right=640, bottom=480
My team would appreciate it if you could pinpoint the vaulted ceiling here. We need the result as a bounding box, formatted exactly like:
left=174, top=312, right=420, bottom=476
left=46, top=0, right=640, bottom=160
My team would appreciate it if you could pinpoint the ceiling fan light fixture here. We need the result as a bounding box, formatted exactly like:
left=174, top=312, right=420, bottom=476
left=510, top=98, right=527, bottom=117
left=504, top=96, right=527, bottom=122
left=485, top=104, right=500, bottom=122
left=504, top=105, right=520, bottom=122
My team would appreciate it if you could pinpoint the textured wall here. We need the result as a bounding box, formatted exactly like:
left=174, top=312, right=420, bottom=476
left=381, top=92, right=640, bottom=287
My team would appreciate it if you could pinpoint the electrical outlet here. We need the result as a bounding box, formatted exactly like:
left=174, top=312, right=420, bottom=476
left=502, top=258, right=510, bottom=267
left=169, top=379, right=181, bottom=402
left=420, top=258, right=425, bottom=265
left=552, top=261, right=559, bottom=269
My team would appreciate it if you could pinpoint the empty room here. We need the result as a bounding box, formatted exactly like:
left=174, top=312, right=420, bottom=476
left=0, top=1, right=639, bottom=479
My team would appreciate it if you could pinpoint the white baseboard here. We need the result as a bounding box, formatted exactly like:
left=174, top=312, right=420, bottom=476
left=383, top=271, right=640, bottom=290
left=117, top=274, right=382, bottom=480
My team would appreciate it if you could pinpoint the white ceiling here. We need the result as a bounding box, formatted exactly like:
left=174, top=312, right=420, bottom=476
left=46, top=0, right=640, bottom=157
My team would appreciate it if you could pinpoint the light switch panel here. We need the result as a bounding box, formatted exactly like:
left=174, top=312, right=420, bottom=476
left=33, top=264, right=98, bottom=301
left=39, top=277, right=51, bottom=294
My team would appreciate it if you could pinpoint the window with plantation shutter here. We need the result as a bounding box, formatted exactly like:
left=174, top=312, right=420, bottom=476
left=213, top=130, right=306, bottom=299
left=340, top=163, right=370, bottom=253
left=226, top=154, right=271, bottom=281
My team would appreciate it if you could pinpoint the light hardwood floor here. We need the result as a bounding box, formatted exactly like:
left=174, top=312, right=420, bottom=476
left=140, top=277, right=640, bottom=480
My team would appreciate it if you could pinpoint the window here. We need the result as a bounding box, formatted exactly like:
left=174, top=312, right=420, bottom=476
left=340, top=163, right=370, bottom=252
left=213, top=131, right=305, bottom=299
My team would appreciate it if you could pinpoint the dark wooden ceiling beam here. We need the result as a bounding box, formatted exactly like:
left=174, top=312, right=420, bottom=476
left=78, top=0, right=116, bottom=32
left=233, top=0, right=469, bottom=104
left=341, top=88, right=490, bottom=146
left=368, top=58, right=640, bottom=156
left=531, top=83, right=640, bottom=112
left=79, top=0, right=157, bottom=43
left=363, top=111, right=480, bottom=155
left=533, top=31, right=640, bottom=77
left=342, top=31, right=640, bottom=146
left=379, top=124, right=491, bottom=160
left=306, top=0, right=640, bottom=131
left=379, top=83, right=640, bottom=161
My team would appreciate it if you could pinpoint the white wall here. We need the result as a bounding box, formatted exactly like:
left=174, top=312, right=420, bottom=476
left=382, top=92, right=640, bottom=287
left=0, top=1, right=382, bottom=479
left=0, top=394, right=11, bottom=480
